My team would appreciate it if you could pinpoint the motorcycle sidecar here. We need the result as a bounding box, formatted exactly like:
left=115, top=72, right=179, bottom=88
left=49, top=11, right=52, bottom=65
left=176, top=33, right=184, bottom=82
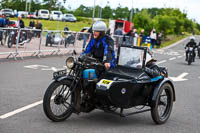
left=95, top=46, right=176, bottom=124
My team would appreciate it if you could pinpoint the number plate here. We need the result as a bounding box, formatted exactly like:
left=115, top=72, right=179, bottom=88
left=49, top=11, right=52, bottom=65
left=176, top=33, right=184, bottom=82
left=53, top=70, right=66, bottom=79
left=102, top=80, right=112, bottom=85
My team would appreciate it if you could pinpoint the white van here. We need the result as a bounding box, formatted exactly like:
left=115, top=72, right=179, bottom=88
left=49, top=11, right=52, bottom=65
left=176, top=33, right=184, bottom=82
left=50, top=11, right=63, bottom=21
left=38, top=9, right=49, bottom=19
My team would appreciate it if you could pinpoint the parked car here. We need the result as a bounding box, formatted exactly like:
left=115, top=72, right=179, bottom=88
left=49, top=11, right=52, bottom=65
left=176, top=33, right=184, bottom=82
left=8, top=20, right=17, bottom=28
left=50, top=11, right=63, bottom=21
left=62, top=14, right=76, bottom=22
left=27, top=12, right=36, bottom=19
left=0, top=9, right=14, bottom=17
left=38, top=9, right=49, bottom=20
left=18, top=11, right=28, bottom=18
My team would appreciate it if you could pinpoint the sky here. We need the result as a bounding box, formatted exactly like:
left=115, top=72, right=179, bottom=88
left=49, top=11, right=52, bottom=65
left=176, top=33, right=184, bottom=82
left=61, top=0, right=200, bottom=23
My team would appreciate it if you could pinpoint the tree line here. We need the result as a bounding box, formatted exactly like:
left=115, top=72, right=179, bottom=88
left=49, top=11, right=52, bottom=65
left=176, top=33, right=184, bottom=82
left=1, top=0, right=200, bottom=35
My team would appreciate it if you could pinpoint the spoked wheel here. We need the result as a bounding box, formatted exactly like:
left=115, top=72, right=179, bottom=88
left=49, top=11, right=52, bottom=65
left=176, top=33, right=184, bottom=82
left=151, top=83, right=174, bottom=124
left=43, top=79, right=75, bottom=122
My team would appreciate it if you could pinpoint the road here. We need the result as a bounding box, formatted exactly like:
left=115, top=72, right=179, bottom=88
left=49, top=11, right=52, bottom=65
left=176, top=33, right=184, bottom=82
left=0, top=36, right=200, bottom=133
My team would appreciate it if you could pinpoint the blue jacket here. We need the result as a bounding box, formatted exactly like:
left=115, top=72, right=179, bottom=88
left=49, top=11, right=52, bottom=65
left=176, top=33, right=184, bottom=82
left=0, top=18, right=6, bottom=27
left=82, top=35, right=116, bottom=68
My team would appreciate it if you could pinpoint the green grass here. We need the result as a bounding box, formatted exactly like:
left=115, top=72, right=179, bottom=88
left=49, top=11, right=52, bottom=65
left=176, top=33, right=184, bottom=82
left=160, top=34, right=189, bottom=48
left=10, top=18, right=93, bottom=31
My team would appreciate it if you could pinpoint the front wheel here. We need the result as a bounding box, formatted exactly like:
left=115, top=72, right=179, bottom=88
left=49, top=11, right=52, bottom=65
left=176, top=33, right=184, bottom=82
left=43, top=79, right=75, bottom=122
left=151, top=83, right=174, bottom=124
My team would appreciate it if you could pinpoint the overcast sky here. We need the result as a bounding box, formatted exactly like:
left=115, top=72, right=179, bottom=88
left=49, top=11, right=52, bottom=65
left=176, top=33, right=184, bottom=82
left=62, top=0, right=200, bottom=23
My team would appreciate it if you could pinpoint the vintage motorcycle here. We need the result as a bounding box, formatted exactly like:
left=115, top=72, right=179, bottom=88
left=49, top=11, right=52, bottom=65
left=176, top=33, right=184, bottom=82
left=7, top=28, right=32, bottom=48
left=46, top=32, right=65, bottom=47
left=43, top=46, right=176, bottom=124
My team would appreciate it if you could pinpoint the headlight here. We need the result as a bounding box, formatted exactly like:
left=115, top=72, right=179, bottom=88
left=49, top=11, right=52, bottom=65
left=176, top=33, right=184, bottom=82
left=66, top=57, right=76, bottom=69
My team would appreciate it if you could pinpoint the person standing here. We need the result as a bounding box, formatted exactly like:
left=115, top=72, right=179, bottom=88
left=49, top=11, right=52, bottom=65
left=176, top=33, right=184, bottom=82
left=114, top=26, right=123, bottom=47
left=139, top=29, right=145, bottom=46
left=156, top=32, right=162, bottom=48
left=16, top=16, right=25, bottom=28
left=35, top=20, right=42, bottom=38
left=29, top=19, right=35, bottom=28
left=150, top=28, right=157, bottom=48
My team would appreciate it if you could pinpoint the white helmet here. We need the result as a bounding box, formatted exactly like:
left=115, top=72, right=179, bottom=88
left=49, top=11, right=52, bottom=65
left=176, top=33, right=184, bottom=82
left=190, top=36, right=195, bottom=40
left=92, top=21, right=107, bottom=32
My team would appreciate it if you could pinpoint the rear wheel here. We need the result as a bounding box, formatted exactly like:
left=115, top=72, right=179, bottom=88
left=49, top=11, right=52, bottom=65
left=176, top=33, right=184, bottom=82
left=43, top=79, right=74, bottom=122
left=151, top=83, right=173, bottom=124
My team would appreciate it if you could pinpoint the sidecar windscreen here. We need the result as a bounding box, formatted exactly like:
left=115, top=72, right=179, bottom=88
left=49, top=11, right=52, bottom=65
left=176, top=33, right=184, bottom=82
left=117, top=46, right=146, bottom=69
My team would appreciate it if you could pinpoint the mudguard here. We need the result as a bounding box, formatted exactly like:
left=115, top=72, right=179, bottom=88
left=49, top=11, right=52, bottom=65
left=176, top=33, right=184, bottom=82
left=151, top=78, right=176, bottom=103
left=55, top=75, right=74, bottom=82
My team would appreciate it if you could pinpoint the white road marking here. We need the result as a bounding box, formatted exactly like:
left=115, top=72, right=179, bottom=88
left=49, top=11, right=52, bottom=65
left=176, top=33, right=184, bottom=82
left=0, top=100, right=43, bottom=119
left=169, top=57, right=176, bottom=60
left=42, top=67, right=66, bottom=72
left=24, top=65, right=48, bottom=69
left=169, top=72, right=188, bottom=82
left=157, top=60, right=167, bottom=65
left=177, top=56, right=183, bottom=58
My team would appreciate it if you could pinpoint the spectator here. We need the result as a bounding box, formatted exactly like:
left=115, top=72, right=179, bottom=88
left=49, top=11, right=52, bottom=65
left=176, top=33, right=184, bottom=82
left=114, top=26, right=123, bottom=35
left=16, top=16, right=25, bottom=28
left=0, top=15, right=6, bottom=27
left=35, top=20, right=42, bottom=37
left=133, top=28, right=138, bottom=37
left=139, top=29, right=145, bottom=46
left=156, top=32, right=162, bottom=48
left=150, top=28, right=157, bottom=48
left=64, top=25, right=69, bottom=35
left=29, top=19, right=35, bottom=28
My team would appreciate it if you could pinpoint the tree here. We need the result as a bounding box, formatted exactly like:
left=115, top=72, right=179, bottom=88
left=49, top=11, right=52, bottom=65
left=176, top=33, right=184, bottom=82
left=102, top=5, right=112, bottom=19
left=133, top=9, right=152, bottom=35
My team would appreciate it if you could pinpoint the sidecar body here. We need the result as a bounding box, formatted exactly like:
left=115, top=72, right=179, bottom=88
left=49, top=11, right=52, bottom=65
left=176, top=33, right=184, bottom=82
left=95, top=46, right=175, bottom=124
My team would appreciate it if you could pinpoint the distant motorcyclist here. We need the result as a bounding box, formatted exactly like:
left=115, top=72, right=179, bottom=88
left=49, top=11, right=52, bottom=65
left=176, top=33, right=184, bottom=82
left=81, top=21, right=115, bottom=70
left=185, top=36, right=197, bottom=61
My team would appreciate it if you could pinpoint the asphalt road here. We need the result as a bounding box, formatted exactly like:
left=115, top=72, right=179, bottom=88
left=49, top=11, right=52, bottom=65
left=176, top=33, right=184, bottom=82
left=0, top=36, right=200, bottom=133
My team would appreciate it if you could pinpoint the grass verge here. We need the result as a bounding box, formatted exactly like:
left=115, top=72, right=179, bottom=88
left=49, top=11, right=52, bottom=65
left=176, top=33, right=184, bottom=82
left=160, top=34, right=189, bottom=48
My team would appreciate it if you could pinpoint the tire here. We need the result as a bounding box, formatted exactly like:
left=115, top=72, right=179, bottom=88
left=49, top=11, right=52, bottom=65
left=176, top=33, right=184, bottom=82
left=151, top=83, right=174, bottom=124
left=7, top=35, right=14, bottom=48
left=43, top=79, right=74, bottom=122
left=188, top=53, right=192, bottom=65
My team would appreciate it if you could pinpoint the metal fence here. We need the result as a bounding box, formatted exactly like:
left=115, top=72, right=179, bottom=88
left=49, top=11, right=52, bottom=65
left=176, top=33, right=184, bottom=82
left=0, top=27, right=151, bottom=60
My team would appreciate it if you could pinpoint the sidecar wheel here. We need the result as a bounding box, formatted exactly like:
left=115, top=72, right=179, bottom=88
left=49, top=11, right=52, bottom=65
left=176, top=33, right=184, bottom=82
left=43, top=80, right=74, bottom=122
left=151, top=83, right=173, bottom=124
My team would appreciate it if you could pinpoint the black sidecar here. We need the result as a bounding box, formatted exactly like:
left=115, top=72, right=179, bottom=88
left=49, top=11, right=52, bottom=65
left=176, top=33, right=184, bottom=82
left=95, top=46, right=175, bottom=124
left=43, top=46, right=175, bottom=124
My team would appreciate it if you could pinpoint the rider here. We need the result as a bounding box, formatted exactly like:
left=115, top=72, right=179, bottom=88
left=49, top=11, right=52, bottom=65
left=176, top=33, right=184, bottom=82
left=185, top=36, right=197, bottom=61
left=75, top=21, right=115, bottom=112
left=81, top=21, right=115, bottom=70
